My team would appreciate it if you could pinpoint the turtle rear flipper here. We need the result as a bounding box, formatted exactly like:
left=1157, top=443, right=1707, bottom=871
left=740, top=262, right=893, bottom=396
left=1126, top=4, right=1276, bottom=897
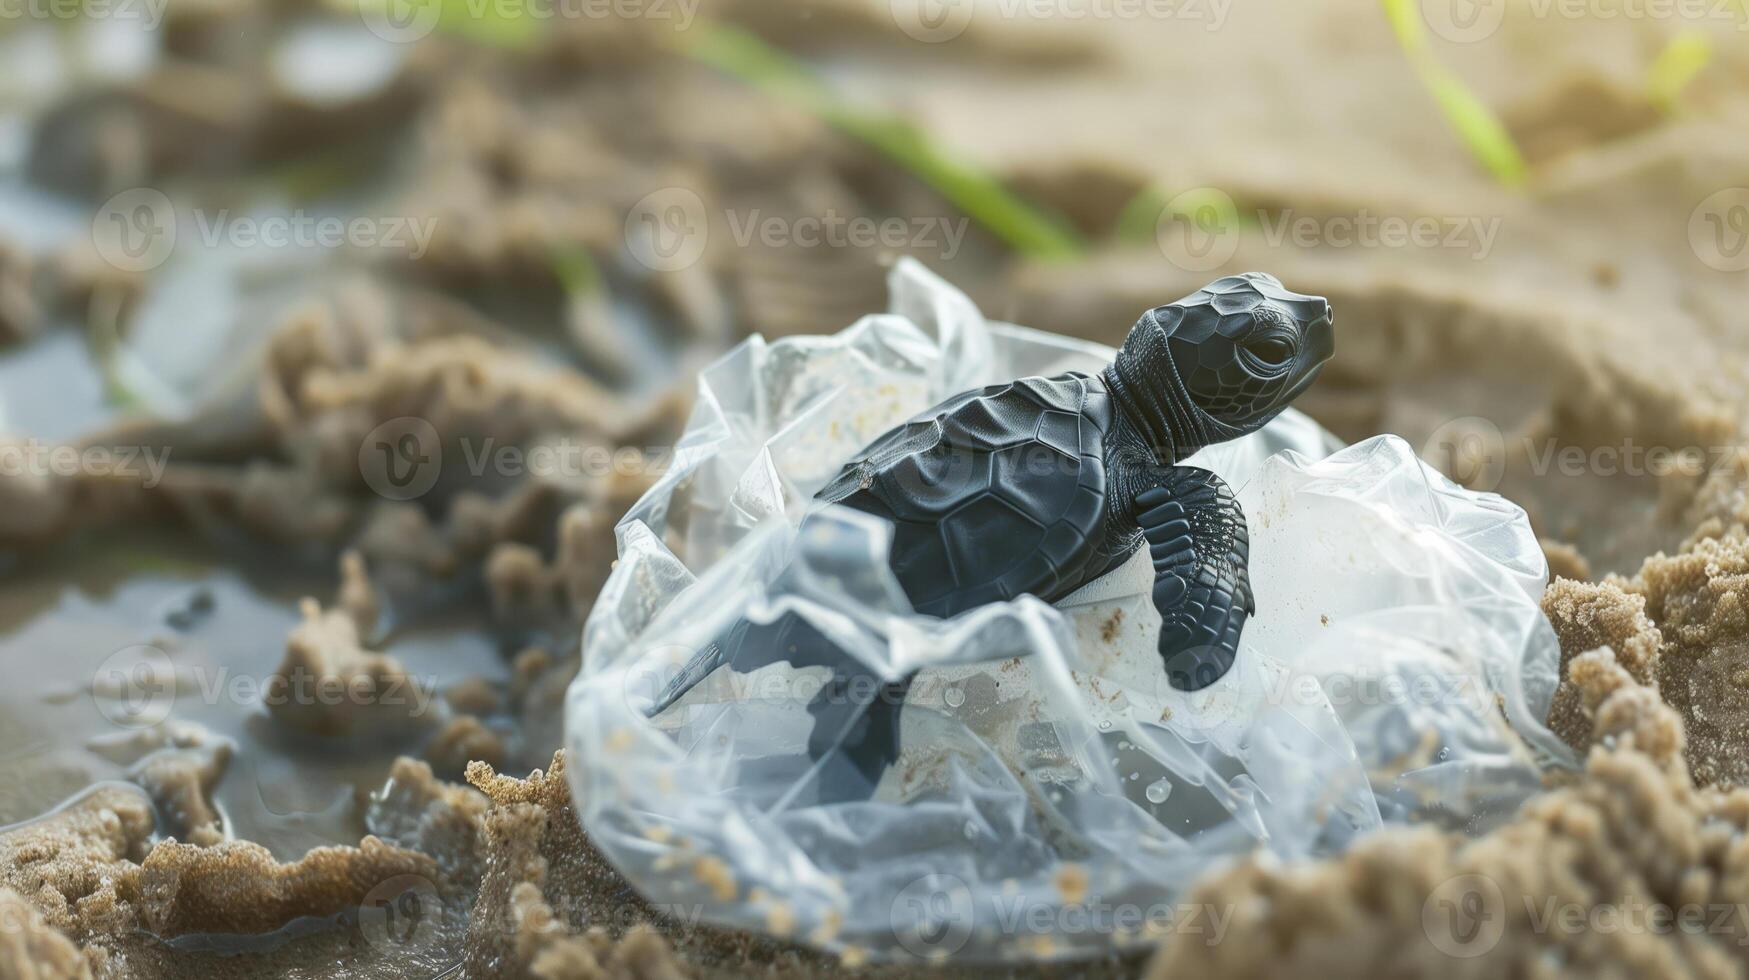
left=1137, top=467, right=1254, bottom=691
left=645, top=610, right=857, bottom=719
left=643, top=610, right=910, bottom=802
left=803, top=670, right=911, bottom=802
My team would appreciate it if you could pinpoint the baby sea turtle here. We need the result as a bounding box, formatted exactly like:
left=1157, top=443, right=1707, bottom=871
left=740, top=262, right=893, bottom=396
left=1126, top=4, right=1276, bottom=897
left=651, top=272, right=1334, bottom=799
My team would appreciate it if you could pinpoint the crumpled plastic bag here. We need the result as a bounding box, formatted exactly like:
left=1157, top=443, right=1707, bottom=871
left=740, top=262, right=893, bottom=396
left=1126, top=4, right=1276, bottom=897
left=565, top=259, right=1573, bottom=962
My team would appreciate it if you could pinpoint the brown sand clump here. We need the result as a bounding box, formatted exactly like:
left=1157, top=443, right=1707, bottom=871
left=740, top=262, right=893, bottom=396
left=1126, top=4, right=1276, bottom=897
left=0, top=235, right=133, bottom=352
left=0, top=888, right=96, bottom=980
left=0, top=743, right=694, bottom=978
left=371, top=748, right=698, bottom=977
left=452, top=753, right=828, bottom=978
left=0, top=786, right=155, bottom=939
left=1541, top=576, right=1664, bottom=752
left=1541, top=538, right=1594, bottom=583
left=485, top=494, right=649, bottom=628
left=428, top=714, right=509, bottom=777
left=365, top=755, right=492, bottom=889
left=266, top=597, right=430, bottom=736
left=124, top=739, right=231, bottom=847
left=132, top=836, right=436, bottom=938
left=9, top=276, right=685, bottom=615
left=0, top=239, right=43, bottom=348
left=71, top=723, right=233, bottom=849
left=1539, top=527, right=1749, bottom=790
left=1145, top=647, right=1742, bottom=979
left=0, top=436, right=72, bottom=543
left=1623, top=530, right=1749, bottom=789
left=460, top=752, right=672, bottom=977
left=0, top=778, right=438, bottom=942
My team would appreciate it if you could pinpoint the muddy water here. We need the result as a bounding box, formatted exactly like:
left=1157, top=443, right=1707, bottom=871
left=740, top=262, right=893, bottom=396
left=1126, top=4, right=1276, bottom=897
left=0, top=328, right=111, bottom=442
left=0, top=530, right=507, bottom=859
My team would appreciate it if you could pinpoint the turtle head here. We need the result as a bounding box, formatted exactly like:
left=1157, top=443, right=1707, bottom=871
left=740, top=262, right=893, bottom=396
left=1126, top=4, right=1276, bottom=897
left=1113, top=272, right=1333, bottom=453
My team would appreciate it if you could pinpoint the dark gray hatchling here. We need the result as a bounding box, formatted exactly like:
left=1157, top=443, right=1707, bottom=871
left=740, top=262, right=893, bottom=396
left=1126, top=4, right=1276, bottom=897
left=650, top=272, right=1335, bottom=800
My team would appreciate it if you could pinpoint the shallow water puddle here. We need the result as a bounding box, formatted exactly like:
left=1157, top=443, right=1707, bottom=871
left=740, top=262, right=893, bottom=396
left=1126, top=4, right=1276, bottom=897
left=0, top=532, right=507, bottom=859
left=0, top=329, right=114, bottom=441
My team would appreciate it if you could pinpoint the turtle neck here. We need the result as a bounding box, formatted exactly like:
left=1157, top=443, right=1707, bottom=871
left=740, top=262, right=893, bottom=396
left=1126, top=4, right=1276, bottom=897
left=1100, top=321, right=1211, bottom=466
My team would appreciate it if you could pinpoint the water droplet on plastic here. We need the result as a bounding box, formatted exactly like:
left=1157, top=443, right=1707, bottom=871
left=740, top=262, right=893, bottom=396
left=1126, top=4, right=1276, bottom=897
left=1146, top=779, right=1171, bottom=804
left=944, top=686, right=965, bottom=708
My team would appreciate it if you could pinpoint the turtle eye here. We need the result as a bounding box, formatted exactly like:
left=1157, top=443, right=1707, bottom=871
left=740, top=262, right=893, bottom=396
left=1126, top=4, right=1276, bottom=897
left=1245, top=336, right=1295, bottom=367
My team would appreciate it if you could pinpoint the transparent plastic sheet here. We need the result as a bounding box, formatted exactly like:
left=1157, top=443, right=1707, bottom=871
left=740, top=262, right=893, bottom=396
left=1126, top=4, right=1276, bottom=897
left=565, top=259, right=1575, bottom=962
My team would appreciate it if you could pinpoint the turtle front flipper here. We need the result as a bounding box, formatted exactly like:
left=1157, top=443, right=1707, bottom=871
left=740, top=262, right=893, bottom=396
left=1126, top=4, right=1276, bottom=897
left=1136, top=467, right=1254, bottom=691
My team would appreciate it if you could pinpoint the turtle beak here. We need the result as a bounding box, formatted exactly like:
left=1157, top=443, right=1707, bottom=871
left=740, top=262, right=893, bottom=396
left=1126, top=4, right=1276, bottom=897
left=1303, top=300, right=1334, bottom=365
left=1273, top=299, right=1333, bottom=409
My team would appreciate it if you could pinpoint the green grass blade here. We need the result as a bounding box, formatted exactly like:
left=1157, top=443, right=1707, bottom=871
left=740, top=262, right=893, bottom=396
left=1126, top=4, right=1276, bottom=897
left=681, top=23, right=1085, bottom=261
left=1379, top=0, right=1527, bottom=185
left=551, top=244, right=605, bottom=297
left=1422, top=70, right=1527, bottom=184
left=1647, top=30, right=1712, bottom=114
left=1114, top=186, right=1172, bottom=245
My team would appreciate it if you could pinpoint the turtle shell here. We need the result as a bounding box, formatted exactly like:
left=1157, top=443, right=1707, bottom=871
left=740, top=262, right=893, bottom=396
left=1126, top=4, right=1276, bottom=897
left=816, top=372, right=1112, bottom=617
